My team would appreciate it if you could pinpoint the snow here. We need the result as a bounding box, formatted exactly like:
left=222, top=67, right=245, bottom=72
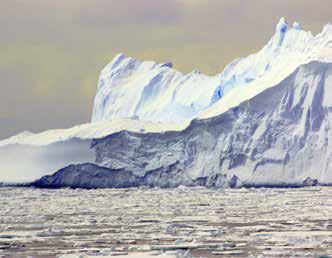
left=91, top=54, right=220, bottom=124
left=92, top=18, right=332, bottom=124
left=0, top=118, right=187, bottom=147
left=200, top=18, right=332, bottom=119
left=293, top=22, right=301, bottom=30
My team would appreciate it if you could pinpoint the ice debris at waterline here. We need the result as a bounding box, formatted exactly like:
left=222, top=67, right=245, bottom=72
left=0, top=18, right=332, bottom=187
left=0, top=187, right=331, bottom=257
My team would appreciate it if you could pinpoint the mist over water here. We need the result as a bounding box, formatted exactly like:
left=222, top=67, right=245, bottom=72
left=0, top=140, right=94, bottom=183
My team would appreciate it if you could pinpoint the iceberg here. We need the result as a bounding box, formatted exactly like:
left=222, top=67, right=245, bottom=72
left=1, top=18, right=332, bottom=187
left=33, top=61, right=332, bottom=188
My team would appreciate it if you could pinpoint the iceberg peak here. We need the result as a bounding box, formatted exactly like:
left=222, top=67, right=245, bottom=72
left=276, top=17, right=288, bottom=33
left=271, top=17, right=290, bottom=47
left=293, top=21, right=301, bottom=30
left=322, top=23, right=332, bottom=35
left=159, top=62, right=173, bottom=68
left=191, top=69, right=201, bottom=74
left=110, top=53, right=126, bottom=69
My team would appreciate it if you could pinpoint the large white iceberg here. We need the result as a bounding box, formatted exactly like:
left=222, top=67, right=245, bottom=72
left=33, top=60, right=332, bottom=188
left=1, top=18, right=332, bottom=186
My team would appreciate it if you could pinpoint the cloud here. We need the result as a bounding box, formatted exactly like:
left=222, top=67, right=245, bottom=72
left=176, top=0, right=209, bottom=8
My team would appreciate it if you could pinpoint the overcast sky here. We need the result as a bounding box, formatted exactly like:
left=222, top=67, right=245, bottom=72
left=0, top=0, right=331, bottom=139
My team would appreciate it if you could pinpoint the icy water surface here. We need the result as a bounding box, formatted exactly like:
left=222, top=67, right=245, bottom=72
left=0, top=187, right=331, bottom=258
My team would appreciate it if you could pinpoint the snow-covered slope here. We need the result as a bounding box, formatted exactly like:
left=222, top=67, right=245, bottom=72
left=92, top=18, right=332, bottom=124
left=91, top=53, right=218, bottom=123
left=0, top=119, right=185, bottom=147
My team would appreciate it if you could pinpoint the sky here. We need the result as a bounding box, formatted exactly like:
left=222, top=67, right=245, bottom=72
left=0, top=0, right=331, bottom=139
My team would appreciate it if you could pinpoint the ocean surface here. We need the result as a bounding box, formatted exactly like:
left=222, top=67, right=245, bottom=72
left=0, top=186, right=331, bottom=257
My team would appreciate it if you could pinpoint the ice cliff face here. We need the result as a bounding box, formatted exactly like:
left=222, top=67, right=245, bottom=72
left=92, top=18, right=332, bottom=124
left=35, top=61, right=332, bottom=188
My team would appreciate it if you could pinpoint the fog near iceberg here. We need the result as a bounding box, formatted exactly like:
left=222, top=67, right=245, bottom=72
left=0, top=140, right=94, bottom=183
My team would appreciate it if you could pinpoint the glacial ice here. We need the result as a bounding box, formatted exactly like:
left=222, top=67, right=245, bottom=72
left=92, top=18, right=332, bottom=123
left=34, top=61, right=332, bottom=188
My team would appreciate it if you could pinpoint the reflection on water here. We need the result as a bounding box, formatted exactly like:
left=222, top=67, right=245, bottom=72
left=0, top=187, right=331, bottom=257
